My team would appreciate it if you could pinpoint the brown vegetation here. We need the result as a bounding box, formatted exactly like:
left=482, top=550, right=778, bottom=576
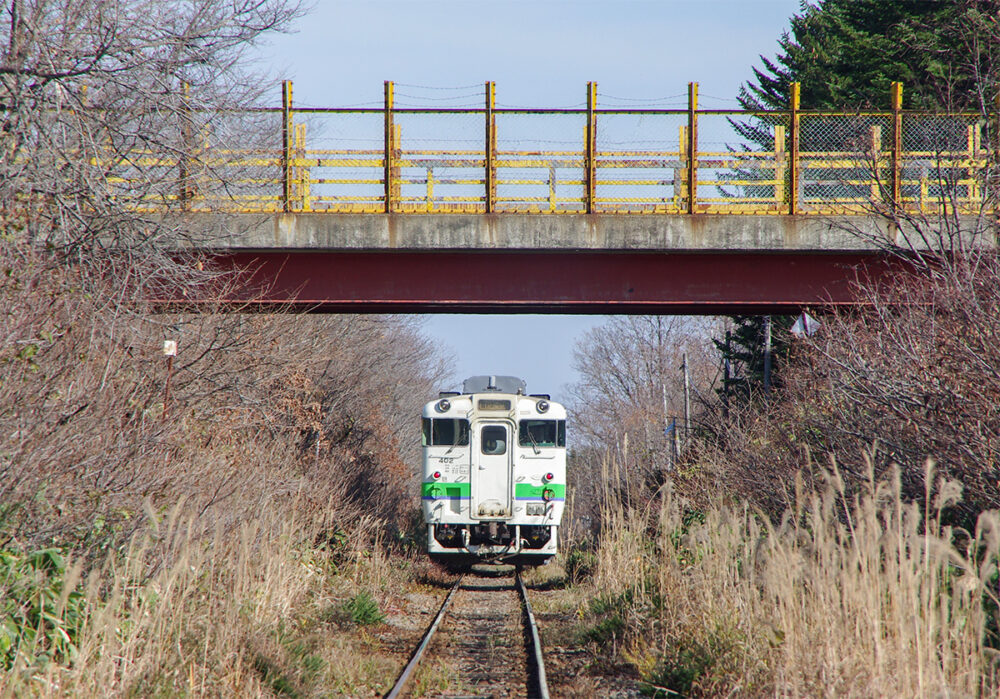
left=0, top=3, right=458, bottom=693
left=692, top=250, right=1000, bottom=524
left=577, top=459, right=999, bottom=696
left=1, top=242, right=443, bottom=551
left=0, top=238, right=446, bottom=693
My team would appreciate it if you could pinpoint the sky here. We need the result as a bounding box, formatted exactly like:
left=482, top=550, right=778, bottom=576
left=259, top=0, right=804, bottom=397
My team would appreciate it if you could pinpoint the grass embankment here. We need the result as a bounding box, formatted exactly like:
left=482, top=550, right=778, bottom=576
left=1, top=506, right=420, bottom=696
left=569, top=460, right=1000, bottom=696
left=0, top=241, right=441, bottom=696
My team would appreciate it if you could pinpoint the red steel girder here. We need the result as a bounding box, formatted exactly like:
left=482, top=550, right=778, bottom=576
left=191, top=250, right=902, bottom=314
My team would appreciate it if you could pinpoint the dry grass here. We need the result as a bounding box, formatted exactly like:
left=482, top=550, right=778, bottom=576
left=583, top=458, right=1000, bottom=696
left=0, top=241, right=440, bottom=696
left=1, top=501, right=413, bottom=697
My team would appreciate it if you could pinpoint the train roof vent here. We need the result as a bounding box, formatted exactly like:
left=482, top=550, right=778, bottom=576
left=530, top=393, right=551, bottom=400
left=438, top=391, right=460, bottom=398
left=462, top=375, right=526, bottom=395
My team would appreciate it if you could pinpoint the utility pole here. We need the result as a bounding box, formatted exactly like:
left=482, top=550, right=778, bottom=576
left=662, top=381, right=671, bottom=469
left=763, top=315, right=773, bottom=396
left=673, top=418, right=681, bottom=461
left=682, top=353, right=691, bottom=451
left=723, top=329, right=732, bottom=419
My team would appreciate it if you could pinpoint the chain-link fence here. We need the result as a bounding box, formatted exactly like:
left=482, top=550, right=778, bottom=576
left=113, top=83, right=998, bottom=217
left=796, top=113, right=891, bottom=213
left=900, top=113, right=990, bottom=212
left=595, top=112, right=685, bottom=213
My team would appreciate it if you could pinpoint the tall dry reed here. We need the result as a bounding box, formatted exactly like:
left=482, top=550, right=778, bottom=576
left=2, top=496, right=406, bottom=697
left=590, top=458, right=1000, bottom=696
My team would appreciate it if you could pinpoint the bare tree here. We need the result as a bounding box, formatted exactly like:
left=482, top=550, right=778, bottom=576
left=0, top=0, right=303, bottom=291
left=567, top=315, right=719, bottom=524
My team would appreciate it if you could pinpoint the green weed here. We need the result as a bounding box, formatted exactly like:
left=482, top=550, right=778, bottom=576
left=342, top=591, right=384, bottom=626
left=565, top=543, right=597, bottom=583
left=0, top=546, right=85, bottom=670
left=641, top=623, right=742, bottom=697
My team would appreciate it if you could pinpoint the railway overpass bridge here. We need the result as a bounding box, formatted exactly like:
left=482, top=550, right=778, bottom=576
left=193, top=211, right=907, bottom=314
left=158, top=81, right=996, bottom=313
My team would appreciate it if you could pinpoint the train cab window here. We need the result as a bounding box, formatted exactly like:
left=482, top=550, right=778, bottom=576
left=518, top=420, right=567, bottom=448
left=421, top=418, right=470, bottom=446
left=480, top=426, right=507, bottom=455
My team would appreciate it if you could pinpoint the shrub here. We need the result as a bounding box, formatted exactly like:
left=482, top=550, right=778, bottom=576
left=564, top=543, right=597, bottom=583
left=0, top=547, right=85, bottom=670
left=342, top=591, right=384, bottom=627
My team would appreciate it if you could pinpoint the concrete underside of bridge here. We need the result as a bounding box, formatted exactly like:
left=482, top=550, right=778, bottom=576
left=176, top=213, right=914, bottom=313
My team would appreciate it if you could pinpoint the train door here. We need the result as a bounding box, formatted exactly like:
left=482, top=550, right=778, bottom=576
left=471, top=422, right=512, bottom=518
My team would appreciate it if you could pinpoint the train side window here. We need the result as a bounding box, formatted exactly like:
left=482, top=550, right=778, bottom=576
left=518, top=420, right=563, bottom=448
left=421, top=418, right=432, bottom=446
left=481, top=425, right=507, bottom=455
left=430, top=418, right=470, bottom=446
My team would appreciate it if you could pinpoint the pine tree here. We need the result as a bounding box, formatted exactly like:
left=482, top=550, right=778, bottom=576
left=739, top=0, right=997, bottom=112
left=720, top=0, right=1000, bottom=407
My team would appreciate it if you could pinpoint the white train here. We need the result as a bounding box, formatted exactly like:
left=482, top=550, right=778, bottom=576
left=421, top=375, right=566, bottom=565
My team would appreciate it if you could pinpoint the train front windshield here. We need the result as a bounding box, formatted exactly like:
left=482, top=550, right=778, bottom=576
left=518, top=420, right=566, bottom=448
left=422, top=418, right=470, bottom=446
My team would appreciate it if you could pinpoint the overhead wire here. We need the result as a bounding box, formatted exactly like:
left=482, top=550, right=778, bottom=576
left=395, top=92, right=484, bottom=102
left=495, top=102, right=588, bottom=110
left=597, top=91, right=688, bottom=107
left=394, top=82, right=485, bottom=90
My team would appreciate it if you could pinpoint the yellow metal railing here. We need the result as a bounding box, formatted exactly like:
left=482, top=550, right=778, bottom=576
left=124, top=81, right=999, bottom=216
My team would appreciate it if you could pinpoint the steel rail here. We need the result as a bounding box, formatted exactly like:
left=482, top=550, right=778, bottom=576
left=384, top=572, right=550, bottom=699
left=516, top=572, right=551, bottom=699
left=385, top=575, right=464, bottom=699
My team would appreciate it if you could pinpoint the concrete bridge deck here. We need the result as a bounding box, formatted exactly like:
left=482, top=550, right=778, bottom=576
left=197, top=212, right=889, bottom=252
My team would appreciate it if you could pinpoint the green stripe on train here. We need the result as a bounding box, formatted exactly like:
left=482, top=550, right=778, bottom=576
left=514, top=483, right=566, bottom=500
left=421, top=482, right=471, bottom=498
left=421, top=482, right=564, bottom=499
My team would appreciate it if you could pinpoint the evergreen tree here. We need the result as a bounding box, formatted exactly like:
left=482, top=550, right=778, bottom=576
left=739, top=0, right=998, bottom=113
left=716, top=315, right=795, bottom=409
left=721, top=0, right=1000, bottom=407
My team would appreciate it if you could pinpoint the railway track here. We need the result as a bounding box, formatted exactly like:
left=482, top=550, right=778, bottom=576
left=387, top=571, right=550, bottom=698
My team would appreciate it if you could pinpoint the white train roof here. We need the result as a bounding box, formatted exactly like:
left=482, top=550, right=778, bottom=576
left=462, top=375, right=526, bottom=394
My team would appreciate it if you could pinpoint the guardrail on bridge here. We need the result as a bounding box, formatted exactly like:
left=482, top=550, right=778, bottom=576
left=131, top=81, right=1000, bottom=217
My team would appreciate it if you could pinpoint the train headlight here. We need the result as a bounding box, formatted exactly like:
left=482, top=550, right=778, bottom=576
left=536, top=400, right=549, bottom=413
left=435, top=398, right=450, bottom=413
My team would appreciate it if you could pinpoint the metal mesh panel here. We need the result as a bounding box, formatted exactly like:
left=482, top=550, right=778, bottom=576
left=798, top=113, right=891, bottom=213
left=900, top=113, right=986, bottom=212
left=292, top=111, right=384, bottom=212
left=594, top=112, right=685, bottom=213
left=392, top=110, right=485, bottom=212
left=698, top=112, right=789, bottom=213
left=198, top=110, right=284, bottom=212
left=494, top=112, right=586, bottom=213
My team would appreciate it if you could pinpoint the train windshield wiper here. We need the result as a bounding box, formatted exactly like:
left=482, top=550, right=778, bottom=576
left=526, top=426, right=540, bottom=455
